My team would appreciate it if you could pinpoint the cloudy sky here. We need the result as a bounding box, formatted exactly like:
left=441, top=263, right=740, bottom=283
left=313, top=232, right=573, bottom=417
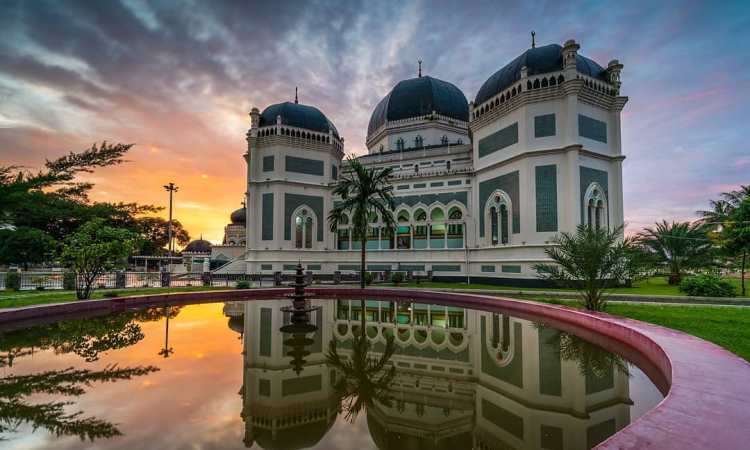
left=1, top=0, right=748, bottom=242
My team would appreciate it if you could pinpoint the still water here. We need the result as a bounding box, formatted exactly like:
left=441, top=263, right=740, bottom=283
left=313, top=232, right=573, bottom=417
left=0, top=299, right=662, bottom=449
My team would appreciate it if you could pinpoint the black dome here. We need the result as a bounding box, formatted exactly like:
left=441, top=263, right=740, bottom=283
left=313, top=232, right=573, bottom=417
left=474, top=44, right=607, bottom=105
left=184, top=239, right=212, bottom=253
left=230, top=206, right=246, bottom=224
left=367, top=76, right=469, bottom=137
left=259, top=102, right=339, bottom=138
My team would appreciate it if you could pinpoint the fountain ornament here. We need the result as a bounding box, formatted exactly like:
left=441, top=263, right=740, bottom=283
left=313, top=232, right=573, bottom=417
left=280, top=263, right=320, bottom=374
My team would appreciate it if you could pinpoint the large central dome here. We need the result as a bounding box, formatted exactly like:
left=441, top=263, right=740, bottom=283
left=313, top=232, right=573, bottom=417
left=259, top=102, right=339, bottom=138
left=474, top=43, right=607, bottom=106
left=367, top=76, right=469, bottom=138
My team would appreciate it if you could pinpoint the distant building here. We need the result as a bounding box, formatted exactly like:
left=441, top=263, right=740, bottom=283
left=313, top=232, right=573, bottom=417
left=229, top=38, right=627, bottom=285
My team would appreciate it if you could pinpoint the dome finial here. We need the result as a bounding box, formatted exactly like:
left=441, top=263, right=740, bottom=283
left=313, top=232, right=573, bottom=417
left=294, top=86, right=298, bottom=104
left=418, top=59, right=422, bottom=77
left=531, top=31, right=536, bottom=48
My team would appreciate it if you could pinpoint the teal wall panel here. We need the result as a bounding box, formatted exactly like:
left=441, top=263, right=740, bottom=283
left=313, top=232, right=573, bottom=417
left=579, top=167, right=609, bottom=223
left=396, top=185, right=410, bottom=190
left=481, top=265, right=495, bottom=273
left=284, top=193, right=324, bottom=241
left=587, top=419, right=616, bottom=449
left=367, top=264, right=392, bottom=271
left=307, top=264, right=321, bottom=270
left=285, top=155, right=324, bottom=176
left=502, top=265, right=522, bottom=273
left=331, top=164, right=338, bottom=180
left=398, top=264, right=425, bottom=271
left=433, top=265, right=461, bottom=272
left=413, top=183, right=426, bottom=188
left=479, top=122, right=519, bottom=157
left=534, top=114, right=556, bottom=138
left=338, top=264, right=361, bottom=271
left=482, top=399, right=524, bottom=439
left=258, top=379, right=271, bottom=396
left=541, top=425, right=564, bottom=450
left=538, top=327, right=562, bottom=396
left=261, top=193, right=274, bottom=241
left=260, top=308, right=272, bottom=356
left=430, top=181, right=444, bottom=187
left=394, top=191, right=468, bottom=208
left=282, top=375, right=322, bottom=396
left=535, top=165, right=558, bottom=232
left=578, top=114, right=607, bottom=143
left=261, top=264, right=272, bottom=271
left=447, top=180, right=462, bottom=186
left=262, top=155, right=274, bottom=172
left=479, top=171, right=520, bottom=236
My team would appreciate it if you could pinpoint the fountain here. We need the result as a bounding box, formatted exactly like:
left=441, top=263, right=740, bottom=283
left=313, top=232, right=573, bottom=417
left=279, top=263, right=319, bottom=374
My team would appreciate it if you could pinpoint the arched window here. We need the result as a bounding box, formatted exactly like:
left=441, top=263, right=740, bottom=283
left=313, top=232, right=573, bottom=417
left=413, top=208, right=427, bottom=249
left=415, top=135, right=424, bottom=148
left=379, top=145, right=384, bottom=153
left=486, top=192, right=512, bottom=245
left=429, top=208, right=445, bottom=249
left=583, top=183, right=608, bottom=229
left=397, top=210, right=411, bottom=249
left=293, top=208, right=315, bottom=249
left=446, top=160, right=451, bottom=171
left=441, top=135, right=448, bottom=145
left=415, top=209, right=427, bottom=221
left=456, top=138, right=463, bottom=144
left=447, top=207, right=464, bottom=248
left=396, top=138, right=405, bottom=151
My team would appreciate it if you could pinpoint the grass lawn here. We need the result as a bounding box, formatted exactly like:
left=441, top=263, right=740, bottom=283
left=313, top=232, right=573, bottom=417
left=524, top=296, right=750, bottom=361
left=392, top=276, right=746, bottom=297
left=0, top=286, right=232, bottom=309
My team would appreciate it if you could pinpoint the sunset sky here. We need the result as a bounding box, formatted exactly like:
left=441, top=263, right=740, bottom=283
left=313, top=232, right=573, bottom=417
left=1, top=0, right=748, bottom=243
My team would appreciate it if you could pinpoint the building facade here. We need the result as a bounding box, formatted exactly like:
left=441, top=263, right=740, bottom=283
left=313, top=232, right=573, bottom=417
left=230, top=39, right=627, bottom=284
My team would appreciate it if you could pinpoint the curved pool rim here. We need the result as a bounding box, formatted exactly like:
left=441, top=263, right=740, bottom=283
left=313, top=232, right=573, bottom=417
left=1, top=287, right=749, bottom=450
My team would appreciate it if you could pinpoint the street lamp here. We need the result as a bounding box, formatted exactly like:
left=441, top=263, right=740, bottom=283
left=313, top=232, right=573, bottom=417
left=163, top=182, right=179, bottom=272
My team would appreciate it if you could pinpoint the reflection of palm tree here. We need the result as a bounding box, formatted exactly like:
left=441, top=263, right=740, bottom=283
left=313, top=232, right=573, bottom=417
left=0, top=364, right=158, bottom=441
left=326, top=299, right=397, bottom=422
left=557, top=332, right=629, bottom=378
left=158, top=305, right=174, bottom=358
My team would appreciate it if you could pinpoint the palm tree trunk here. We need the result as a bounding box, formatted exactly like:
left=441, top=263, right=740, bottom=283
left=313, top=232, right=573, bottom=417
left=360, top=237, right=366, bottom=289
left=742, top=250, right=747, bottom=297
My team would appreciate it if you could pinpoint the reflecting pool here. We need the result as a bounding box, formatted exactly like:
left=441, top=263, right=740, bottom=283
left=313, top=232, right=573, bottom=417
left=0, top=299, right=663, bottom=449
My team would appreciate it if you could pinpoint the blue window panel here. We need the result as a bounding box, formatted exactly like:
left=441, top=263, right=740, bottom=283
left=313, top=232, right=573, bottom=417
left=397, top=185, right=410, bottom=190
left=261, top=264, right=273, bottom=271
left=447, top=180, right=462, bottom=186
left=430, top=182, right=444, bottom=187
left=578, top=115, right=607, bottom=143
left=501, top=265, right=522, bottom=273
left=478, top=123, right=518, bottom=157
left=331, top=165, right=338, bottom=180
left=447, top=238, right=463, bottom=248
left=285, top=155, right=324, bottom=175
left=259, top=308, right=272, bottom=356
left=481, top=265, right=495, bottom=273
left=307, top=264, right=321, bottom=271
left=413, top=183, right=427, bottom=189
left=262, top=155, right=274, bottom=171
left=535, top=165, right=558, bottom=232
left=534, top=114, right=556, bottom=138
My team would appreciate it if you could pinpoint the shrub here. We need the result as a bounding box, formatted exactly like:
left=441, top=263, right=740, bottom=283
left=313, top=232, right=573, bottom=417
left=63, top=271, right=76, bottom=290
left=5, top=272, right=20, bottom=291
left=391, top=272, right=404, bottom=285
left=236, top=280, right=250, bottom=289
left=35, top=286, right=46, bottom=291
left=679, top=274, right=735, bottom=297
left=364, top=272, right=374, bottom=286
left=101, top=291, right=119, bottom=298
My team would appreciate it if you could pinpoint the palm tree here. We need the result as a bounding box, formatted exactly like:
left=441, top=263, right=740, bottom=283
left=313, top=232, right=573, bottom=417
left=329, top=157, right=396, bottom=288
left=700, top=185, right=750, bottom=296
left=637, top=220, right=713, bottom=285
left=534, top=225, right=630, bottom=311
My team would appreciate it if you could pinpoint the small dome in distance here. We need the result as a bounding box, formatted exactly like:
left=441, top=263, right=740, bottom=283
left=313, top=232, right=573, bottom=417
left=184, top=238, right=212, bottom=253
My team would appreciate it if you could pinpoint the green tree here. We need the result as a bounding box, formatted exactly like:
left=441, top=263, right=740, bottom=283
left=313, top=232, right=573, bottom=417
left=61, top=219, right=141, bottom=300
left=534, top=225, right=631, bottom=311
left=700, top=186, right=750, bottom=296
left=637, top=220, right=714, bottom=284
left=328, top=157, right=395, bottom=288
left=133, top=217, right=190, bottom=256
left=0, top=227, right=56, bottom=269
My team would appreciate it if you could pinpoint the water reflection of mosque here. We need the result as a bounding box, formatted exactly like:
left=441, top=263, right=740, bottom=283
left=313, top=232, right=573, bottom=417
left=226, top=299, right=633, bottom=450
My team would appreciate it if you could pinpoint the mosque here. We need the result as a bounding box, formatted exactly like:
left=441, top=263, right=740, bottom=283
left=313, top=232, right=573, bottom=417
left=211, top=37, right=627, bottom=284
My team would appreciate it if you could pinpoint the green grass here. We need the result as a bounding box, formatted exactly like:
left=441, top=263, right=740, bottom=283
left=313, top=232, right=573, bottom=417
left=0, top=286, right=231, bottom=309
left=391, top=276, right=746, bottom=297
left=520, top=296, right=750, bottom=361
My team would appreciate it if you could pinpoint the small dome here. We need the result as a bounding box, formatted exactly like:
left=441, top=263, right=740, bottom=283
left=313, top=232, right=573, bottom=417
left=230, top=206, right=246, bottom=224
left=184, top=239, right=212, bottom=253
left=259, top=101, right=339, bottom=138
left=474, top=43, right=607, bottom=106
left=367, top=76, right=469, bottom=138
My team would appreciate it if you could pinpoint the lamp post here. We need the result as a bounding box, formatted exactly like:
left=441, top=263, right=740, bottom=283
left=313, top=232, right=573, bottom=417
left=163, top=182, right=179, bottom=272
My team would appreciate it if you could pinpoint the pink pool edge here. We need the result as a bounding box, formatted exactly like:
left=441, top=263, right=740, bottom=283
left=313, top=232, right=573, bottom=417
left=1, top=287, right=748, bottom=450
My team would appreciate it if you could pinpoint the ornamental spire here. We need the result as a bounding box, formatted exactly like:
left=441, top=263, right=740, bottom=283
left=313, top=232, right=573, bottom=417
left=531, top=31, right=536, bottom=48
left=418, top=59, right=422, bottom=77
left=294, top=86, right=298, bottom=104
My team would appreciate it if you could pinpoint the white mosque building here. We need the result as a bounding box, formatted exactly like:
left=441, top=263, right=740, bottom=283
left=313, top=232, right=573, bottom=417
left=216, top=38, right=627, bottom=285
